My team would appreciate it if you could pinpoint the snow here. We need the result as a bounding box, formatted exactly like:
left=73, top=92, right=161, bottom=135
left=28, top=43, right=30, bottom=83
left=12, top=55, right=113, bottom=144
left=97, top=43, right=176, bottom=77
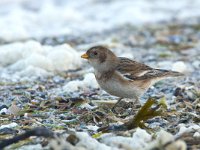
left=15, top=144, right=43, bottom=150
left=100, top=128, right=186, bottom=150
left=176, top=124, right=200, bottom=138
left=76, top=132, right=113, bottom=150
left=0, top=0, right=199, bottom=79
left=47, top=128, right=187, bottom=150
left=63, top=73, right=99, bottom=93
left=80, top=103, right=97, bottom=110
left=155, top=130, right=174, bottom=145
left=1, top=0, right=200, bottom=41
left=172, top=61, right=187, bottom=73
left=86, top=125, right=99, bottom=131
left=0, top=122, right=18, bottom=130
left=0, top=108, right=8, bottom=114
left=0, top=40, right=82, bottom=79
left=193, top=132, right=200, bottom=138
left=101, top=128, right=151, bottom=149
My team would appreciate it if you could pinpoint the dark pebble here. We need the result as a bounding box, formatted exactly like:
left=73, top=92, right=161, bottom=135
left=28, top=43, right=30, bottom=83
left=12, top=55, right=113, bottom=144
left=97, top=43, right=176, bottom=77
left=15, top=85, right=28, bottom=90
left=95, top=111, right=105, bottom=117
left=174, top=87, right=182, bottom=96
left=29, top=90, right=36, bottom=95
left=0, top=105, right=8, bottom=109
left=59, top=116, right=65, bottom=120
left=66, top=116, right=76, bottom=120
left=88, top=102, right=95, bottom=106
left=20, top=96, right=30, bottom=103
left=66, top=134, right=79, bottom=145
left=1, top=112, right=6, bottom=115
left=38, top=92, right=47, bottom=99
left=0, top=128, right=18, bottom=135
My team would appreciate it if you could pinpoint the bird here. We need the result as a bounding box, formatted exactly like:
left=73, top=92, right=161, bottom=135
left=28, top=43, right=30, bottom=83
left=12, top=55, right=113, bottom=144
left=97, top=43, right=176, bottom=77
left=81, top=46, right=184, bottom=111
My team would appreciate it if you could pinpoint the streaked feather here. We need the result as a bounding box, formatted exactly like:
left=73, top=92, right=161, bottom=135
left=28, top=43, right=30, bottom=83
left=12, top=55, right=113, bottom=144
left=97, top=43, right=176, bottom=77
left=116, top=57, right=183, bottom=81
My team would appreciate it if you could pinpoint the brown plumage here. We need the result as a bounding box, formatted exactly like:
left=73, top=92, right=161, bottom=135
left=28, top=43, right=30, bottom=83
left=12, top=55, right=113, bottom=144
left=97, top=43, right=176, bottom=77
left=81, top=46, right=184, bottom=107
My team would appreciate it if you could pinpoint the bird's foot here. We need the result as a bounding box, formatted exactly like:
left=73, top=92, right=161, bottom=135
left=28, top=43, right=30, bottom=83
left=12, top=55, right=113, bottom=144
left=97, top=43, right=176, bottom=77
left=111, top=98, right=123, bottom=114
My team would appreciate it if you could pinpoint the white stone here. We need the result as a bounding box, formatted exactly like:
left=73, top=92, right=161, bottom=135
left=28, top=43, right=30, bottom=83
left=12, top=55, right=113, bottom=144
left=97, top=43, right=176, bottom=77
left=63, top=73, right=99, bottom=93
left=193, top=132, right=200, bottom=138
left=0, top=122, right=18, bottom=130
left=0, top=108, right=8, bottom=114
left=172, top=61, right=187, bottom=73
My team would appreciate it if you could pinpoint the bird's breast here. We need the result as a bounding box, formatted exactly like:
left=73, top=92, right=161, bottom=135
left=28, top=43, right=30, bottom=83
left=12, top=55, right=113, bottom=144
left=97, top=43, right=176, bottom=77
left=95, top=71, right=143, bottom=99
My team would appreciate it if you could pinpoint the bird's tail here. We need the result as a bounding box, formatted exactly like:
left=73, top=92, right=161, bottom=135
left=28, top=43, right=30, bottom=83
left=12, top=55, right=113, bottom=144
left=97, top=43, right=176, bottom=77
left=155, top=69, right=184, bottom=77
left=147, top=69, right=184, bottom=85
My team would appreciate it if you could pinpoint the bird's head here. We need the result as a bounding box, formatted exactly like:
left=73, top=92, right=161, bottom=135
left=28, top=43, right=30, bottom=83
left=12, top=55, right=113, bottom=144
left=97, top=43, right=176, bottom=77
left=81, top=46, right=118, bottom=72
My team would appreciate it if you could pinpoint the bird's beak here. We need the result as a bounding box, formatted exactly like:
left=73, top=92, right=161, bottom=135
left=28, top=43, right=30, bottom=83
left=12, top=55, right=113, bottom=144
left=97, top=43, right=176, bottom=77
left=81, top=53, right=89, bottom=59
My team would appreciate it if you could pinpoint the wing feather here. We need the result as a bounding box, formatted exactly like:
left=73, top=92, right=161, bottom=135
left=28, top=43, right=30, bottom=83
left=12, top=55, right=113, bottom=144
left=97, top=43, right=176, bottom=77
left=116, top=57, right=182, bottom=81
left=116, top=57, right=153, bottom=80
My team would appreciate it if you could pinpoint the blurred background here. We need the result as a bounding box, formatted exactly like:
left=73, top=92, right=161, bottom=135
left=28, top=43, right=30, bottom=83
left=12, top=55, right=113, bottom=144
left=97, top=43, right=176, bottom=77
left=0, top=0, right=199, bottom=85
left=0, top=0, right=200, bottom=42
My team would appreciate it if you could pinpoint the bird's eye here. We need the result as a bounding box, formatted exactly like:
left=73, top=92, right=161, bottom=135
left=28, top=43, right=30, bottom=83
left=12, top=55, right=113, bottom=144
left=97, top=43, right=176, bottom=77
left=93, top=51, right=98, bottom=55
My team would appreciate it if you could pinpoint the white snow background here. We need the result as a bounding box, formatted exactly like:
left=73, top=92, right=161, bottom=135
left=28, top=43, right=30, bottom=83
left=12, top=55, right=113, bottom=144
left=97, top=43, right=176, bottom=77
left=0, top=0, right=200, bottom=42
left=0, top=0, right=199, bottom=80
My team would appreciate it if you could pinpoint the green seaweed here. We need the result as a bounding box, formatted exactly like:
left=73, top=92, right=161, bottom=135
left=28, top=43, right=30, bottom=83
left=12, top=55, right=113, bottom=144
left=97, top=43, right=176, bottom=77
left=158, top=53, right=172, bottom=58
left=92, top=132, right=104, bottom=139
left=97, top=97, right=167, bottom=132
left=6, top=138, right=33, bottom=150
left=125, top=98, right=166, bottom=130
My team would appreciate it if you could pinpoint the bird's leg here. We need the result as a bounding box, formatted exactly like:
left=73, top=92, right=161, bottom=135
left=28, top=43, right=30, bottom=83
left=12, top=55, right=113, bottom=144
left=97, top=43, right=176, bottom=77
left=132, top=97, right=141, bottom=108
left=131, top=97, right=141, bottom=114
left=111, top=97, right=123, bottom=113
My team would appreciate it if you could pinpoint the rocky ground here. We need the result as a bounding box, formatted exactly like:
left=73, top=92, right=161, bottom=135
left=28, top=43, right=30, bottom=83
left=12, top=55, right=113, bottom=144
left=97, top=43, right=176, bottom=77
left=0, top=20, right=200, bottom=150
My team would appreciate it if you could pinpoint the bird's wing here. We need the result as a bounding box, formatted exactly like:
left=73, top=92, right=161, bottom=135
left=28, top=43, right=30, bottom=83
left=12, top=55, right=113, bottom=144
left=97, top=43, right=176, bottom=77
left=116, top=57, right=183, bottom=81
left=116, top=57, right=153, bottom=77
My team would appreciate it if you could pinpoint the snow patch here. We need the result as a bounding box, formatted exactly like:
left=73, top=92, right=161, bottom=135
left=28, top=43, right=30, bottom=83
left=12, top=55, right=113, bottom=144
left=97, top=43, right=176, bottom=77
left=76, top=132, right=112, bottom=150
left=101, top=128, right=151, bottom=149
left=177, top=124, right=200, bottom=136
left=1, top=0, right=200, bottom=41
left=0, top=108, right=8, bottom=114
left=172, top=61, right=187, bottom=73
left=193, top=132, right=200, bottom=138
left=0, top=122, right=18, bottom=130
left=0, top=41, right=82, bottom=79
left=63, top=73, right=99, bottom=93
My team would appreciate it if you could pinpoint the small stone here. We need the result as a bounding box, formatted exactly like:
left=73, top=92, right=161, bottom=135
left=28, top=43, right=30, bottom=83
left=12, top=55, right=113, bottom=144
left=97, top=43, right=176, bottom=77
left=192, top=60, right=200, bottom=69
left=193, top=132, right=200, bottom=138
left=0, top=122, right=18, bottom=130
left=38, top=92, right=47, bottom=99
left=174, top=87, right=182, bottom=96
left=0, top=105, right=8, bottom=110
left=0, top=127, right=18, bottom=135
left=172, top=61, right=187, bottom=73
left=66, top=134, right=79, bottom=145
left=0, top=108, right=8, bottom=115
left=165, top=140, right=187, bottom=150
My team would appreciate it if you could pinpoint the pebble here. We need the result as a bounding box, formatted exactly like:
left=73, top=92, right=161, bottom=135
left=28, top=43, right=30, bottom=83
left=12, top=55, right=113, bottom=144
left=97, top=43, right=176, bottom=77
left=193, top=132, right=200, bottom=138
left=168, top=35, right=183, bottom=44
left=0, top=127, right=18, bottom=135
left=0, top=108, right=8, bottom=115
left=192, top=60, right=200, bottom=69
left=0, top=105, right=8, bottom=110
left=172, top=61, right=187, bottom=73
left=0, top=122, right=18, bottom=130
